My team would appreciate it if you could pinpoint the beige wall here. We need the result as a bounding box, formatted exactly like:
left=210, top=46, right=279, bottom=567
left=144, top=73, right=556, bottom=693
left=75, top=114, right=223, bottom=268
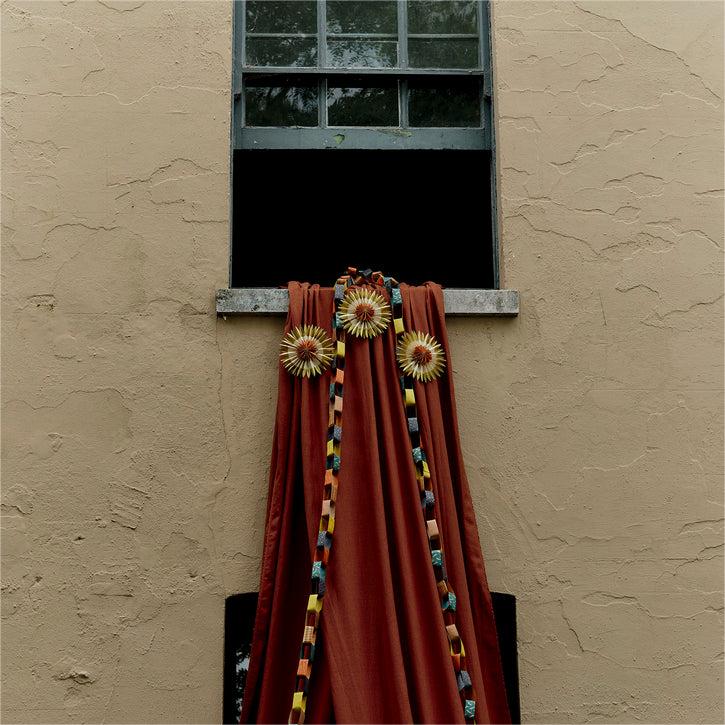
left=1, top=1, right=722, bottom=723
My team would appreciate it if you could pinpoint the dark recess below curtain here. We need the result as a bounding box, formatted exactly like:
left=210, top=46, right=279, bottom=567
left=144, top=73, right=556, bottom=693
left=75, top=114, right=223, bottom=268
left=223, top=591, right=521, bottom=724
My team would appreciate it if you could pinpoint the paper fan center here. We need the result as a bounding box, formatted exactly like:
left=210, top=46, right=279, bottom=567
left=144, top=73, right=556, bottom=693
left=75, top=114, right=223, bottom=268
left=412, top=344, right=433, bottom=365
left=354, top=302, right=375, bottom=322
left=296, top=339, right=318, bottom=361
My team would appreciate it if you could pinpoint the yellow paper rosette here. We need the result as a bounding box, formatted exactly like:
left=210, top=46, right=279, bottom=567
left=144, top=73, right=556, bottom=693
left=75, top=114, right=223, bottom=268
left=339, top=288, right=391, bottom=339
left=280, top=324, right=334, bottom=378
left=396, top=331, right=446, bottom=382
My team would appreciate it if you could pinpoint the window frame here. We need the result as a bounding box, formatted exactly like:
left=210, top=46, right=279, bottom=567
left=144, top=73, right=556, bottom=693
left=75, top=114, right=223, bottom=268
left=226, top=0, right=507, bottom=295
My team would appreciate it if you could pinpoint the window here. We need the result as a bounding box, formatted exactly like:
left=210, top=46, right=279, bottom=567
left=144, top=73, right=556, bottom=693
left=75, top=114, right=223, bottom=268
left=229, top=1, right=500, bottom=290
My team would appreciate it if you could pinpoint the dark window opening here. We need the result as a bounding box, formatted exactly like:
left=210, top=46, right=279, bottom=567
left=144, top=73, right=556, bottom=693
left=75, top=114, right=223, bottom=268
left=231, top=148, right=493, bottom=288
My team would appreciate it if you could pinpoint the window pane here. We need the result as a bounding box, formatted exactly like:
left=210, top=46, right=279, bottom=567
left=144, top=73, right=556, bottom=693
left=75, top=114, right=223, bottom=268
left=245, top=80, right=318, bottom=126
left=408, top=79, right=481, bottom=127
left=246, top=1, right=316, bottom=34
left=327, top=39, right=397, bottom=68
left=327, top=82, right=398, bottom=126
left=246, top=37, right=318, bottom=67
left=326, top=1, right=398, bottom=34
left=407, top=0, right=478, bottom=34
left=408, top=38, right=478, bottom=69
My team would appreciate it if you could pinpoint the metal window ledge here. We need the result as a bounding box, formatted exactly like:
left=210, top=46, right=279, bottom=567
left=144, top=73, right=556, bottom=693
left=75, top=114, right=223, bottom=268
left=216, top=288, right=519, bottom=317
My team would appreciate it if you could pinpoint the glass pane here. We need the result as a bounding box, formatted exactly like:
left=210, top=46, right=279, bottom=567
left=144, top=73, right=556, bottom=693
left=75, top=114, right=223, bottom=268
left=408, top=38, right=478, bottom=69
left=244, top=81, right=318, bottom=126
left=246, top=37, right=318, bottom=67
left=407, top=0, right=478, bottom=34
left=326, top=1, right=397, bottom=34
left=408, top=79, right=481, bottom=127
left=327, top=82, right=398, bottom=126
left=327, top=39, right=397, bottom=68
left=246, top=1, right=316, bottom=34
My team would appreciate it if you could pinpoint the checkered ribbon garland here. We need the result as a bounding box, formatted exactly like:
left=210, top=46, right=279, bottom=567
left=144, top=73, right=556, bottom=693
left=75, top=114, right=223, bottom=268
left=287, top=268, right=476, bottom=724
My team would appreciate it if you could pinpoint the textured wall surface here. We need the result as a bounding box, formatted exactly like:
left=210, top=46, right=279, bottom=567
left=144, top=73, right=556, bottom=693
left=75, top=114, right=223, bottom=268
left=1, top=1, right=723, bottom=723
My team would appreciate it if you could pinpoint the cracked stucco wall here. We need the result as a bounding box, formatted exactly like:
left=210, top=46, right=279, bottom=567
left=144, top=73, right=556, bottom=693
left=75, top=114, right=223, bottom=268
left=1, top=1, right=723, bottom=723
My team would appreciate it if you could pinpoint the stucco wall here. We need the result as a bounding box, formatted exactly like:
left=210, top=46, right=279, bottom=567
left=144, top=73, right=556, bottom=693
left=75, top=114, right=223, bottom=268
left=1, top=1, right=723, bottom=723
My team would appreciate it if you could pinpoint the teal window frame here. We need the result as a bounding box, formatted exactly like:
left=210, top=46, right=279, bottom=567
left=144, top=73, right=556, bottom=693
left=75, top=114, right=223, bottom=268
left=229, top=0, right=501, bottom=287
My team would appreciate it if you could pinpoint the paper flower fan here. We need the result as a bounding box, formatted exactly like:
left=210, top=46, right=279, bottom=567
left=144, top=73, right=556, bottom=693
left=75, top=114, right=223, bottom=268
left=339, top=288, right=391, bottom=338
left=396, top=331, right=446, bottom=382
left=280, top=324, right=334, bottom=378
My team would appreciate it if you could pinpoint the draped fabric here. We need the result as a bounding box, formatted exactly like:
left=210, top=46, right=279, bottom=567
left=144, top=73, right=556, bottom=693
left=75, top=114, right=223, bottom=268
left=240, top=281, right=510, bottom=724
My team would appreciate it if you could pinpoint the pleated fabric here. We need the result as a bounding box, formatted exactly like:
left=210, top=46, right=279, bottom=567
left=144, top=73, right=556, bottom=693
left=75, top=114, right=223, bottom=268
left=240, top=282, right=510, bottom=724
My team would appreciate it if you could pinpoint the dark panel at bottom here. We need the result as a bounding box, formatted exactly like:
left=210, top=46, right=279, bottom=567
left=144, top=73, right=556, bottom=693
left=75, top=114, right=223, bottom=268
left=491, top=591, right=521, bottom=724
left=223, top=591, right=520, bottom=724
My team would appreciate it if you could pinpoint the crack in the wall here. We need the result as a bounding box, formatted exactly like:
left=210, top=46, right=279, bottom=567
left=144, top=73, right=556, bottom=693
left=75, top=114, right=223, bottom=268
left=97, top=0, right=145, bottom=12
left=571, top=1, right=724, bottom=103
left=2, top=86, right=227, bottom=105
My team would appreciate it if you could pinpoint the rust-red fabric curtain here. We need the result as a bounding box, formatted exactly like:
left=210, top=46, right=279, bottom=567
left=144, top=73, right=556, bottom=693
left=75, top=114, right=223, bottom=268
left=240, top=282, right=510, bottom=724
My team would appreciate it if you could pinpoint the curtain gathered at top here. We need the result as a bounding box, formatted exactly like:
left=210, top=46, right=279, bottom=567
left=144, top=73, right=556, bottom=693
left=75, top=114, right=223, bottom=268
left=240, top=280, right=510, bottom=724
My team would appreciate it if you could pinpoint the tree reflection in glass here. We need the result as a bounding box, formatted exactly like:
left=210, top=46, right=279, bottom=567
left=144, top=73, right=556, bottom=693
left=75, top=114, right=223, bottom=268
left=245, top=81, right=318, bottom=127
left=408, top=0, right=478, bottom=34
left=328, top=81, right=399, bottom=126
left=327, top=40, right=398, bottom=68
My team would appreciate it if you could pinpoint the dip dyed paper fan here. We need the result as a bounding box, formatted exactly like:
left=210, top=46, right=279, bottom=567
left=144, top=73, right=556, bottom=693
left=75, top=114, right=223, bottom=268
left=280, top=324, right=334, bottom=378
left=397, top=331, right=446, bottom=382
left=339, top=288, right=391, bottom=339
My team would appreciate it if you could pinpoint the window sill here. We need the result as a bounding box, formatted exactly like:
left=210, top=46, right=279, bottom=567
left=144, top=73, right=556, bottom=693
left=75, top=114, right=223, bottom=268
left=216, top=288, right=519, bottom=317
